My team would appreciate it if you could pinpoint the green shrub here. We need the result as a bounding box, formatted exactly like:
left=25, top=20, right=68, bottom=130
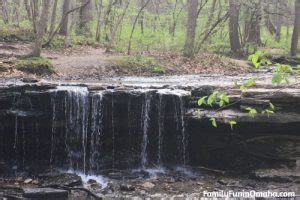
left=16, top=57, right=55, bottom=76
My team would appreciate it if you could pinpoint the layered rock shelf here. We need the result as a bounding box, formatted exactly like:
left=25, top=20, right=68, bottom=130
left=0, top=76, right=299, bottom=175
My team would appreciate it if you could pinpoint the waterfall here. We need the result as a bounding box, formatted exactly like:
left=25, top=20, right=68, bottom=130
left=157, top=94, right=164, bottom=165
left=141, top=92, right=152, bottom=168
left=50, top=92, right=57, bottom=169
left=89, top=92, right=104, bottom=172
left=14, top=115, right=18, bottom=152
left=21, top=119, right=25, bottom=167
left=46, top=86, right=190, bottom=172
left=56, top=86, right=89, bottom=173
left=174, top=95, right=187, bottom=166
left=111, top=91, right=115, bottom=170
left=179, top=96, right=187, bottom=166
left=157, top=89, right=189, bottom=166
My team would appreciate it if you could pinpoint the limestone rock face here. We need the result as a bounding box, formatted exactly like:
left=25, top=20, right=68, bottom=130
left=0, top=80, right=299, bottom=174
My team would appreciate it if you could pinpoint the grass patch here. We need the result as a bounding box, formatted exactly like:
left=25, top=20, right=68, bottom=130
left=0, top=23, right=34, bottom=41
left=16, top=57, right=55, bottom=76
left=107, top=55, right=167, bottom=75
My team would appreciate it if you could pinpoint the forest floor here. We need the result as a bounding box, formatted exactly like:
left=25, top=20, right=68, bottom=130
left=0, top=41, right=252, bottom=80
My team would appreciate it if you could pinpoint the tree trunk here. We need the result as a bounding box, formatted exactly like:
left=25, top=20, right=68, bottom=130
left=79, top=0, right=94, bottom=32
left=244, top=2, right=262, bottom=45
left=127, top=0, right=150, bottom=55
left=95, top=0, right=103, bottom=42
left=229, top=0, right=242, bottom=56
left=139, top=0, right=145, bottom=35
left=106, top=0, right=130, bottom=52
left=24, top=0, right=32, bottom=20
left=291, top=0, right=300, bottom=56
left=49, top=0, right=59, bottom=37
left=29, top=0, right=50, bottom=57
left=263, top=0, right=276, bottom=35
left=59, top=0, right=71, bottom=35
left=30, top=0, right=39, bottom=34
left=0, top=0, right=9, bottom=24
left=12, top=0, right=20, bottom=26
left=204, top=0, right=217, bottom=32
left=183, top=0, right=199, bottom=58
left=275, top=0, right=283, bottom=42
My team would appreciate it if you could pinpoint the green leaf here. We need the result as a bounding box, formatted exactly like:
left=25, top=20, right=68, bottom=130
left=207, top=95, right=214, bottom=106
left=252, top=55, right=259, bottom=65
left=220, top=93, right=229, bottom=103
left=229, top=120, right=237, bottom=130
left=272, top=73, right=283, bottom=84
left=206, top=91, right=220, bottom=107
left=245, top=107, right=257, bottom=118
left=210, top=118, right=217, bottom=128
left=198, top=96, right=207, bottom=107
left=219, top=100, right=224, bottom=107
left=262, top=109, right=274, bottom=117
left=266, top=60, right=272, bottom=66
left=240, top=78, right=256, bottom=90
left=269, top=102, right=275, bottom=110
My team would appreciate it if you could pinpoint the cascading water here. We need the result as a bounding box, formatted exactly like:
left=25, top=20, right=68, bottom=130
left=50, top=92, right=57, bottom=169
left=89, top=92, right=104, bottom=173
left=11, top=86, right=190, bottom=174
left=179, top=96, right=187, bottom=166
left=53, top=86, right=89, bottom=173
left=141, top=92, right=152, bottom=168
left=157, top=89, right=189, bottom=166
left=157, top=94, right=164, bottom=165
left=111, top=91, right=115, bottom=170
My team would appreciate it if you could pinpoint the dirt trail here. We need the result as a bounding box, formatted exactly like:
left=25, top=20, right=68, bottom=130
left=0, top=42, right=117, bottom=79
left=44, top=46, right=110, bottom=80
left=0, top=41, right=252, bottom=80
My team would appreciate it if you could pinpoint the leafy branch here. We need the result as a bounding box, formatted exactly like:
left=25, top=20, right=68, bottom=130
left=198, top=50, right=298, bottom=129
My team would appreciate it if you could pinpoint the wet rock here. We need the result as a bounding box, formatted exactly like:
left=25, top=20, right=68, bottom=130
left=87, top=179, right=97, bottom=185
left=140, top=190, right=146, bottom=195
left=253, top=168, right=300, bottom=183
left=40, top=172, right=82, bottom=187
left=88, top=85, right=106, bottom=91
left=89, top=182, right=102, bottom=190
left=119, top=184, right=135, bottom=192
left=142, top=182, right=155, bottom=189
left=166, top=177, right=176, bottom=183
left=226, top=180, right=240, bottom=187
left=21, top=77, right=39, bottom=83
left=151, top=193, right=163, bottom=198
left=24, top=178, right=33, bottom=184
left=107, top=85, right=115, bottom=89
left=217, top=179, right=228, bottom=185
left=108, top=172, right=123, bottom=179
left=196, top=182, right=204, bottom=186
left=32, top=180, right=39, bottom=185
left=87, top=179, right=102, bottom=190
left=23, top=188, right=68, bottom=200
